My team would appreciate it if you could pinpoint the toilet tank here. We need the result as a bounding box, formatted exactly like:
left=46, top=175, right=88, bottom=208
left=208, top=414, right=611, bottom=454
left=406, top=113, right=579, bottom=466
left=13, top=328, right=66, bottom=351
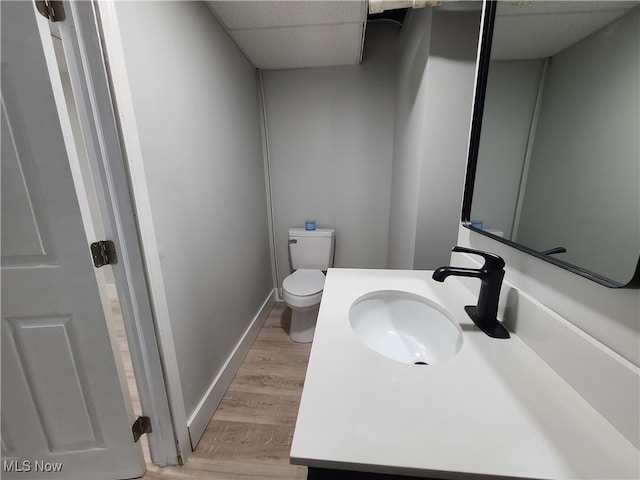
left=289, top=228, right=335, bottom=270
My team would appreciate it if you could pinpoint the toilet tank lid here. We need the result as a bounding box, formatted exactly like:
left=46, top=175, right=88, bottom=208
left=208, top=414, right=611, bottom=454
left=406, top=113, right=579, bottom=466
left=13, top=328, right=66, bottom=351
left=289, top=228, right=335, bottom=238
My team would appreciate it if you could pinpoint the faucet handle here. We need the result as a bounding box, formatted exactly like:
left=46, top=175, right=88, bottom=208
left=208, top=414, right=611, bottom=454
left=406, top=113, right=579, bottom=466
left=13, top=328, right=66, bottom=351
left=452, top=246, right=505, bottom=271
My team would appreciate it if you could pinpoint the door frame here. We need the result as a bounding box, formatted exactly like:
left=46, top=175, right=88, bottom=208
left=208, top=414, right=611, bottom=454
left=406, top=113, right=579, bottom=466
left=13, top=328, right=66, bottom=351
left=50, top=0, right=191, bottom=464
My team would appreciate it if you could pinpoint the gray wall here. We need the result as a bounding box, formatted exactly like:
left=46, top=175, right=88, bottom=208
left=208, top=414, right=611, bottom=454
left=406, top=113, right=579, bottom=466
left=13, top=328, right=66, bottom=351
left=388, top=8, right=481, bottom=269
left=262, top=21, right=399, bottom=287
left=517, top=8, right=640, bottom=282
left=471, top=60, right=544, bottom=238
left=387, top=8, right=432, bottom=269
left=114, top=1, right=272, bottom=418
left=413, top=9, right=482, bottom=269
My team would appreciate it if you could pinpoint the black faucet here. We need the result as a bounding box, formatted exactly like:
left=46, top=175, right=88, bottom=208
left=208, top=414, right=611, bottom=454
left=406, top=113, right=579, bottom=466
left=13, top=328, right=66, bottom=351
left=432, top=246, right=510, bottom=339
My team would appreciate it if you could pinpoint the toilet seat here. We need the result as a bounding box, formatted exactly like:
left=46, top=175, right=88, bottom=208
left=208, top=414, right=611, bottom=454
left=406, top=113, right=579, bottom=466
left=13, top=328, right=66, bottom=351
left=282, top=269, right=325, bottom=309
left=283, top=269, right=325, bottom=296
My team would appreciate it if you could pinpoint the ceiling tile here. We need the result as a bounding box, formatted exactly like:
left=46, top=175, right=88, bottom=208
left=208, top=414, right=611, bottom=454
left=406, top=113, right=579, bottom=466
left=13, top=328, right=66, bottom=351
left=207, top=1, right=365, bottom=30
left=234, top=23, right=364, bottom=69
left=492, top=1, right=640, bottom=60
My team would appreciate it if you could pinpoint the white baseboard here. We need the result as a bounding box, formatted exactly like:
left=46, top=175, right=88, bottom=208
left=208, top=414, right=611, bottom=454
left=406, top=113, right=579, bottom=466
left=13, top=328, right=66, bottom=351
left=186, top=289, right=276, bottom=449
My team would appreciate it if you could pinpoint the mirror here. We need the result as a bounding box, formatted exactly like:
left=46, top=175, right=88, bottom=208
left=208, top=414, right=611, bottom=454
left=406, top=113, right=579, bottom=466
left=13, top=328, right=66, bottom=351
left=463, top=1, right=640, bottom=288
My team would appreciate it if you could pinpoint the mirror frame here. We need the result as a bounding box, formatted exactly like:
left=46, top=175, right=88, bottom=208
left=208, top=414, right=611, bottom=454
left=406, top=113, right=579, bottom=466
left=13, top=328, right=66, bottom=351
left=462, top=0, right=640, bottom=289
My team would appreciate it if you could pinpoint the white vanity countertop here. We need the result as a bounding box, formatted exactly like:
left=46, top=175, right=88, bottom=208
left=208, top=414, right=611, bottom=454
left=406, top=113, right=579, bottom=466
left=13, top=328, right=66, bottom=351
left=290, top=268, right=640, bottom=479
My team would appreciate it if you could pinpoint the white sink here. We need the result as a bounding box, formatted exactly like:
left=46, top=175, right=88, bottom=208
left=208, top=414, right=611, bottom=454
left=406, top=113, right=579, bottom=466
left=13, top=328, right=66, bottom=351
left=349, top=290, right=463, bottom=365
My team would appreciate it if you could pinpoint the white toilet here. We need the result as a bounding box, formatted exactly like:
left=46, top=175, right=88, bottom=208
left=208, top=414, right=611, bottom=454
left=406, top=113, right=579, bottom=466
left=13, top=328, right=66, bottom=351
left=282, top=227, right=335, bottom=343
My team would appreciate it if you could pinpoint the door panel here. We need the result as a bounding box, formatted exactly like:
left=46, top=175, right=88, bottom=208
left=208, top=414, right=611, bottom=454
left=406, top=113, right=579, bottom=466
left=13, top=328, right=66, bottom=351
left=5, top=315, right=101, bottom=451
left=1, top=2, right=144, bottom=478
left=1, top=413, right=17, bottom=458
left=0, top=100, right=50, bottom=259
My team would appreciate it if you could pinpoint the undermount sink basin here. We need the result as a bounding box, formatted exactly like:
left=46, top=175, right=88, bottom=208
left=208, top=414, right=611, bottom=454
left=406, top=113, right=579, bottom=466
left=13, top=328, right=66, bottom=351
left=349, top=290, right=463, bottom=365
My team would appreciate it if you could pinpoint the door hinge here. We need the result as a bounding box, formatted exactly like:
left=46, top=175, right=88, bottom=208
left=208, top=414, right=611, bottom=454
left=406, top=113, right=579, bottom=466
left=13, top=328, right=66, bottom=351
left=90, top=240, right=117, bottom=268
left=34, top=0, right=66, bottom=22
left=132, top=416, right=152, bottom=443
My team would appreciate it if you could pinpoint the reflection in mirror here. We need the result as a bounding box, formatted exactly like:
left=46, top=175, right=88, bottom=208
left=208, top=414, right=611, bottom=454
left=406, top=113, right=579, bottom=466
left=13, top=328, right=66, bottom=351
left=466, top=1, right=640, bottom=287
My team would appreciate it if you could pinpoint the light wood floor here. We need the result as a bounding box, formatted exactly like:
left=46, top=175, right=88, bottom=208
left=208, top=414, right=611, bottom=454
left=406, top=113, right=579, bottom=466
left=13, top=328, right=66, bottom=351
left=112, top=300, right=310, bottom=480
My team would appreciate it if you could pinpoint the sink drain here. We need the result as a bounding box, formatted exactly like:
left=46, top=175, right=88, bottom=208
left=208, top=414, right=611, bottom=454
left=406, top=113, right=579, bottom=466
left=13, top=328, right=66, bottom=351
left=414, top=361, right=428, bottom=365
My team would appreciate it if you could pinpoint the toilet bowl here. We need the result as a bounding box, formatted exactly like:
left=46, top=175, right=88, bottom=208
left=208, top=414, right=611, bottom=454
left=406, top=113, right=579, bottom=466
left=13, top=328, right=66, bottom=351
left=282, top=269, right=325, bottom=343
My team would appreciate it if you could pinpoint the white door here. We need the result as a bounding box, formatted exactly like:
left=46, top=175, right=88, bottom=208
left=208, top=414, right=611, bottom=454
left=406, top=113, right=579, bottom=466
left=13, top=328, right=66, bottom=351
left=1, top=2, right=145, bottom=479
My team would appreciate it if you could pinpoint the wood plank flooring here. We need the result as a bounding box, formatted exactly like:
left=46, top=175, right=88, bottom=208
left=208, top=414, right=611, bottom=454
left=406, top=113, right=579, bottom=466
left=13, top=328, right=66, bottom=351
left=113, top=299, right=310, bottom=479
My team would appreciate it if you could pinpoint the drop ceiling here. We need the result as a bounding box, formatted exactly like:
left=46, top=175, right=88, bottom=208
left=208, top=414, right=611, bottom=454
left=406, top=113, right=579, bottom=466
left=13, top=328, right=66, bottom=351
left=491, top=1, right=640, bottom=60
left=205, top=1, right=368, bottom=70
left=206, top=1, right=639, bottom=68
